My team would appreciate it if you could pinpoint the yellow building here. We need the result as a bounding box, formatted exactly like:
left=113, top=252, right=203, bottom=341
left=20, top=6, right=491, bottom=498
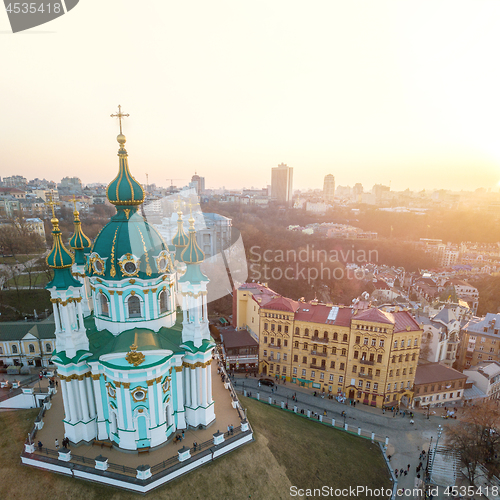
left=234, top=284, right=423, bottom=408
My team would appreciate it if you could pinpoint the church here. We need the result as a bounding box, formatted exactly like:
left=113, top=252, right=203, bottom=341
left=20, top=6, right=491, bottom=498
left=45, top=115, right=215, bottom=451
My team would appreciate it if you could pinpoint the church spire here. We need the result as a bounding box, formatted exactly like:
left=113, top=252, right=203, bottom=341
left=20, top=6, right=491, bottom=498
left=69, top=196, right=91, bottom=265
left=106, top=106, right=145, bottom=207
left=181, top=207, right=205, bottom=265
left=172, top=197, right=189, bottom=262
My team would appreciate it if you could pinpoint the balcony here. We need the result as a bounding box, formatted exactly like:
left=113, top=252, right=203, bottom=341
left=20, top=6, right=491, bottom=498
left=310, top=364, right=326, bottom=371
left=311, top=350, right=328, bottom=357
left=268, top=344, right=282, bottom=349
left=359, top=359, right=375, bottom=366
left=359, top=373, right=373, bottom=380
left=311, top=336, right=329, bottom=344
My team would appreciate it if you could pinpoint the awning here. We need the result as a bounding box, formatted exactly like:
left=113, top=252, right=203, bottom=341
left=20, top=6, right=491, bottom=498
left=296, top=378, right=313, bottom=384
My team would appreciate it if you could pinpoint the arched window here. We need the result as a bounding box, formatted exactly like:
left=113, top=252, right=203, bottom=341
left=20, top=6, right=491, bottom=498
left=100, top=293, right=109, bottom=317
left=323, top=331, right=328, bottom=340
left=342, top=334, right=348, bottom=342
left=304, top=329, right=309, bottom=337
left=128, top=295, right=141, bottom=318
left=159, top=290, right=169, bottom=314
left=12, top=344, right=18, bottom=354
left=295, top=327, right=300, bottom=336
left=29, top=344, right=35, bottom=353
left=0, top=347, right=3, bottom=355
left=45, top=343, right=52, bottom=353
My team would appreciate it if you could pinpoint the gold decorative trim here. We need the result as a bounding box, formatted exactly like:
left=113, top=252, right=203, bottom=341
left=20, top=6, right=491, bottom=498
left=151, top=288, right=157, bottom=293
left=144, top=289, right=149, bottom=294
left=125, top=344, right=145, bottom=366
left=90, top=254, right=105, bottom=275
left=131, top=387, right=147, bottom=402
left=115, top=381, right=122, bottom=388
left=117, top=291, right=123, bottom=295
left=155, top=251, right=173, bottom=274
left=155, top=376, right=162, bottom=383
left=137, top=228, right=152, bottom=276
left=118, top=254, right=139, bottom=277
left=110, top=228, right=118, bottom=278
left=124, top=209, right=130, bottom=220
left=182, top=291, right=208, bottom=299
left=109, top=290, right=115, bottom=295
left=129, top=279, right=136, bottom=284
left=147, top=379, right=154, bottom=386
left=130, top=290, right=136, bottom=296
left=175, top=366, right=183, bottom=372
left=123, top=382, right=130, bottom=389
left=92, top=374, right=100, bottom=381
left=96, top=278, right=103, bottom=284
left=77, top=374, right=85, bottom=381
left=162, top=376, right=171, bottom=393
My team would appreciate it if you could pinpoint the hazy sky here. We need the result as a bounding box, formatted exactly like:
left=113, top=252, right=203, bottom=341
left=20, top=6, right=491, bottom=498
left=2, top=1, right=500, bottom=192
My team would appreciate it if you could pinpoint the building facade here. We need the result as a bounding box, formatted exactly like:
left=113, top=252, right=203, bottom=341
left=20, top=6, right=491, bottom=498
left=271, top=163, right=293, bottom=206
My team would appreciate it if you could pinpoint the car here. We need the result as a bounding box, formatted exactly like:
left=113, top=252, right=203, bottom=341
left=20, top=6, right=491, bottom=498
left=259, top=378, right=275, bottom=387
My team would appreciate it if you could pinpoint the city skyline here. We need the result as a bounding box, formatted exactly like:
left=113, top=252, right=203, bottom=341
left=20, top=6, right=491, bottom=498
left=2, top=2, right=500, bottom=192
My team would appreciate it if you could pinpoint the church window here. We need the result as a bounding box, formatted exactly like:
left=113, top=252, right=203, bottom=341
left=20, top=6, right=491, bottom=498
left=128, top=295, right=141, bottom=318
left=100, top=293, right=109, bottom=317
left=159, top=290, right=169, bottom=314
left=29, top=344, right=35, bottom=353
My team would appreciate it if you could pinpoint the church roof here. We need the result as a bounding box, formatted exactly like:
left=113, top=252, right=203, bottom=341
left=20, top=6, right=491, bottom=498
left=69, top=210, right=91, bottom=251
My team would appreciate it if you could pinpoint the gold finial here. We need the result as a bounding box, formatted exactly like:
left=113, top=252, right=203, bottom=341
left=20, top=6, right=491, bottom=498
left=70, top=195, right=79, bottom=216
left=44, top=191, right=60, bottom=220
left=110, top=104, right=129, bottom=136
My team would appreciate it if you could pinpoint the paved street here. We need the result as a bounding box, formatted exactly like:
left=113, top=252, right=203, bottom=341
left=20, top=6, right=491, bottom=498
left=233, top=375, right=460, bottom=499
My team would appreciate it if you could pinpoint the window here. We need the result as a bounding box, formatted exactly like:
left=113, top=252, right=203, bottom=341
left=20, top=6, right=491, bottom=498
left=392, top=356, right=396, bottom=363
left=400, top=382, right=404, bottom=390
left=355, top=335, right=360, bottom=344
left=405, top=354, right=409, bottom=362
left=407, top=339, right=411, bottom=347
left=12, top=344, right=18, bottom=354
left=302, top=356, right=307, bottom=363
left=322, top=346, right=327, bottom=354
left=295, top=327, right=299, bottom=336
left=332, top=347, right=337, bottom=355
left=371, top=338, right=376, bottom=347
left=343, top=334, right=348, bottom=342
left=354, top=350, right=359, bottom=359
left=323, top=331, right=328, bottom=340
left=302, top=369, right=306, bottom=377
left=412, top=353, right=416, bottom=361
left=283, top=354, right=287, bottom=361
left=303, top=343, right=308, bottom=351
left=128, top=295, right=141, bottom=318
left=396, top=369, right=400, bottom=376
left=409, top=367, right=413, bottom=374
left=293, top=367, right=297, bottom=375
left=263, top=350, right=267, bottom=357
left=377, top=354, right=382, bottom=363
left=264, top=336, right=268, bottom=344
left=284, top=326, right=288, bottom=334
left=330, top=361, right=335, bottom=368
left=320, top=372, right=324, bottom=380
left=100, top=293, right=109, bottom=317
left=271, top=324, right=275, bottom=332
left=338, top=376, right=343, bottom=383
left=284, top=340, right=288, bottom=347
left=401, top=339, right=405, bottom=348
left=283, top=366, right=287, bottom=374
left=339, top=363, right=345, bottom=371
left=304, top=329, right=309, bottom=337
left=277, top=325, right=282, bottom=333
left=366, top=381, right=371, bottom=389
left=329, top=374, right=334, bottom=382
left=379, top=339, right=385, bottom=348
left=294, top=355, right=298, bottom=362
left=312, top=357, right=317, bottom=365
left=29, top=344, right=35, bottom=353
left=294, top=341, right=298, bottom=348
left=389, top=370, right=393, bottom=377
left=159, top=290, right=169, bottom=313
left=373, top=383, right=378, bottom=391
left=375, top=369, right=380, bottom=377
left=341, top=348, right=346, bottom=356
left=394, top=340, right=398, bottom=348
left=403, top=368, right=407, bottom=375
left=387, top=383, right=391, bottom=392
left=270, top=364, right=274, bottom=372
left=364, top=337, right=369, bottom=345
left=398, top=355, right=403, bottom=363
left=264, top=323, right=268, bottom=331
left=314, top=330, right=319, bottom=337
left=358, top=380, right=363, bottom=387
left=352, top=365, right=357, bottom=373
left=414, top=338, right=418, bottom=346
left=369, top=353, right=374, bottom=362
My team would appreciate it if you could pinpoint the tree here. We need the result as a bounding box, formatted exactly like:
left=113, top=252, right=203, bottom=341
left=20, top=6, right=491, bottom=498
left=445, top=400, right=500, bottom=485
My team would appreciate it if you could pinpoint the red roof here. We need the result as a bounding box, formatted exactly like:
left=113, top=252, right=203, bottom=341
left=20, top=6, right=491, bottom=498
left=414, top=363, right=466, bottom=385
left=392, top=311, right=421, bottom=333
left=354, top=308, right=394, bottom=325
left=263, top=296, right=300, bottom=313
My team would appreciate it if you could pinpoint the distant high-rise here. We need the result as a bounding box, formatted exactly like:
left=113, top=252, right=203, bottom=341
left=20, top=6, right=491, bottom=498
left=271, top=163, right=293, bottom=206
left=191, top=173, right=205, bottom=195
left=323, top=174, right=335, bottom=202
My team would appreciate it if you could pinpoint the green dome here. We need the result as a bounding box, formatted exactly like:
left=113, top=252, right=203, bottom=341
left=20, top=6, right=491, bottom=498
left=172, top=211, right=189, bottom=248
left=181, top=217, right=205, bottom=264
left=89, top=207, right=168, bottom=280
left=69, top=211, right=92, bottom=250
left=46, top=218, right=74, bottom=269
left=106, top=135, right=145, bottom=206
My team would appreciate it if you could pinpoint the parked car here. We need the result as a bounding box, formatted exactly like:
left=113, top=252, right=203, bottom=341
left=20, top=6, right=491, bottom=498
left=259, top=378, right=275, bottom=387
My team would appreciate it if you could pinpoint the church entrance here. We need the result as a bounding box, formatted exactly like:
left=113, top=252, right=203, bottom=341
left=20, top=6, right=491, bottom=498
left=137, top=415, right=150, bottom=449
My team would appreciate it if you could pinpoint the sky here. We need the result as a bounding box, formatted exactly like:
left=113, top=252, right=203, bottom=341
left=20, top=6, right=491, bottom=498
left=1, top=1, right=500, bottom=192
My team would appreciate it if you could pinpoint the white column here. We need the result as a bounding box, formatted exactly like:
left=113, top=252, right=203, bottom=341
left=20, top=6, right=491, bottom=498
left=92, top=376, right=104, bottom=421
left=203, top=295, right=208, bottom=322
left=153, top=291, right=158, bottom=317
left=61, top=379, right=72, bottom=422
left=144, top=291, right=151, bottom=320
left=61, top=304, right=72, bottom=332
left=115, top=383, right=125, bottom=430
left=207, top=361, right=212, bottom=403
left=77, top=300, right=85, bottom=331
left=124, top=384, right=133, bottom=430
left=196, top=366, right=202, bottom=406
left=148, top=381, right=157, bottom=427
left=156, top=378, right=165, bottom=424
left=85, top=375, right=96, bottom=417
left=201, top=366, right=207, bottom=407
left=70, top=379, right=82, bottom=421
left=166, top=403, right=173, bottom=427
left=184, top=367, right=191, bottom=407
left=53, top=302, right=62, bottom=332
left=78, top=378, right=90, bottom=421
left=190, top=367, right=197, bottom=407
left=175, top=367, right=186, bottom=428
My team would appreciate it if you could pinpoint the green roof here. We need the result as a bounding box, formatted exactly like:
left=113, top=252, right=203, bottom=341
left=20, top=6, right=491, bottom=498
left=46, top=220, right=74, bottom=269
left=0, top=321, right=55, bottom=341
left=179, top=263, right=208, bottom=284
left=46, top=267, right=82, bottom=290
left=181, top=223, right=205, bottom=264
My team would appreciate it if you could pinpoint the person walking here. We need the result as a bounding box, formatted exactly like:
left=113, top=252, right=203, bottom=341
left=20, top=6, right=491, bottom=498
left=55, top=438, right=59, bottom=449
left=37, top=441, right=43, bottom=451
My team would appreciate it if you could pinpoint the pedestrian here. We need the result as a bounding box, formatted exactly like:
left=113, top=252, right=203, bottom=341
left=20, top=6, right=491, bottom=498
left=404, top=470, right=407, bottom=476
left=56, top=379, right=58, bottom=388
left=407, top=464, right=410, bottom=471
left=400, top=468, right=403, bottom=476
left=387, top=455, right=392, bottom=461
left=258, top=381, right=261, bottom=387
left=182, top=430, right=185, bottom=440
left=37, top=441, right=43, bottom=451
left=55, top=438, right=59, bottom=449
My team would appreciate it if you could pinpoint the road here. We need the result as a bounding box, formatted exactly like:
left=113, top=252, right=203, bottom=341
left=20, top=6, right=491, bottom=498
left=233, top=375, right=461, bottom=499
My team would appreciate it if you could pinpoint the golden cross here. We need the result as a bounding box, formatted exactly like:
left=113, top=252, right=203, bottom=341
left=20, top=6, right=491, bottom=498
left=175, top=195, right=184, bottom=213
left=44, top=191, right=60, bottom=218
left=70, top=195, right=78, bottom=212
left=110, top=104, right=129, bottom=135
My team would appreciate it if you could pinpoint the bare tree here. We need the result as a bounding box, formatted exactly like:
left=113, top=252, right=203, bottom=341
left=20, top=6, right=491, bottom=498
left=445, top=400, right=500, bottom=485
